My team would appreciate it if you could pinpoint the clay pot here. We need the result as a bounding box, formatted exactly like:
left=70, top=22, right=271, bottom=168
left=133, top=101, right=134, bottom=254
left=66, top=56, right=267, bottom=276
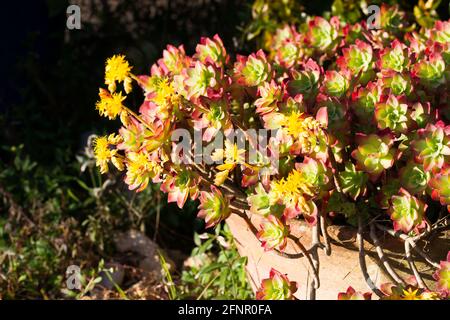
left=226, top=212, right=447, bottom=300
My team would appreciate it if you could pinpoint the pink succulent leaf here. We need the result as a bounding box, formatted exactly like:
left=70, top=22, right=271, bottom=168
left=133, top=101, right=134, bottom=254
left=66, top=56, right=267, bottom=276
left=338, top=286, right=372, bottom=300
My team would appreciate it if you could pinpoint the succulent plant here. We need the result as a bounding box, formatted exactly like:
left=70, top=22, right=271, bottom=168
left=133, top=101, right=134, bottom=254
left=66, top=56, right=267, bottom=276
left=433, top=251, right=450, bottom=298
left=197, top=186, right=231, bottom=228
left=337, top=40, right=373, bottom=75
left=256, top=268, right=297, bottom=300
left=195, top=34, right=228, bottom=67
left=257, top=215, right=290, bottom=251
left=399, top=162, right=430, bottom=195
left=234, top=50, right=271, bottom=87
left=247, top=183, right=271, bottom=216
left=351, top=133, right=396, bottom=181
left=388, top=188, right=427, bottom=233
left=378, top=40, right=409, bottom=73
left=338, top=286, right=372, bottom=300
left=337, top=162, right=368, bottom=200
left=304, top=16, right=339, bottom=52
left=412, top=122, right=450, bottom=172
left=161, top=169, right=200, bottom=209
left=412, top=52, right=446, bottom=88
left=93, top=10, right=450, bottom=300
left=323, top=70, right=349, bottom=98
left=428, top=166, right=450, bottom=212
left=374, top=94, right=409, bottom=133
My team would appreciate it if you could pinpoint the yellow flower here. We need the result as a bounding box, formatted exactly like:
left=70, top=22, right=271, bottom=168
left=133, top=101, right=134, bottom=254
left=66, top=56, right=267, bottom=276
left=105, top=55, right=132, bottom=93
left=269, top=169, right=314, bottom=206
left=93, top=136, right=111, bottom=174
left=153, top=78, right=175, bottom=107
left=125, top=152, right=162, bottom=192
left=280, top=111, right=327, bottom=156
left=281, top=111, right=322, bottom=137
left=402, top=288, right=421, bottom=300
left=148, top=77, right=178, bottom=120
left=107, top=133, right=123, bottom=145
left=93, top=135, right=125, bottom=174
left=211, top=140, right=246, bottom=186
left=127, top=152, right=153, bottom=175
left=96, top=88, right=126, bottom=120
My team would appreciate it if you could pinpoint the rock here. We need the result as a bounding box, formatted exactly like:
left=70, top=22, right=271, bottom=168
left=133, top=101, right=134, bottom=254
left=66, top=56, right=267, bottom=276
left=114, top=229, right=175, bottom=277
left=98, top=262, right=125, bottom=290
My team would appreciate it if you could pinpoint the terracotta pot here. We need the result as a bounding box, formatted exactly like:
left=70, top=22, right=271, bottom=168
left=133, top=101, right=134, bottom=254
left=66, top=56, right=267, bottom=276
left=226, top=211, right=447, bottom=300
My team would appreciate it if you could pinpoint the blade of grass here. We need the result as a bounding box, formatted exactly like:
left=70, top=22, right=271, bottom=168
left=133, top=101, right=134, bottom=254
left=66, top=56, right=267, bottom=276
left=158, top=250, right=177, bottom=300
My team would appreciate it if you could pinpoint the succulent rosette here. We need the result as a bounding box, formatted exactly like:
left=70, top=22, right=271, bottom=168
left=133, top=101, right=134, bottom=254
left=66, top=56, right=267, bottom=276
left=322, top=70, right=349, bottom=98
left=160, top=169, right=200, bottom=209
left=295, top=157, right=332, bottom=197
left=399, top=162, right=430, bottom=195
left=197, top=186, right=231, bottom=228
left=388, top=188, right=427, bottom=233
left=234, top=50, right=271, bottom=87
left=351, top=133, right=396, bottom=181
left=286, top=59, right=321, bottom=101
left=337, top=162, right=368, bottom=200
left=337, top=40, right=373, bottom=79
left=257, top=215, right=290, bottom=252
left=193, top=97, right=233, bottom=141
left=269, top=25, right=300, bottom=52
left=194, top=34, right=228, bottom=68
left=182, top=61, right=220, bottom=100
left=303, top=16, right=340, bottom=52
left=428, top=166, right=450, bottom=212
left=351, top=81, right=381, bottom=124
left=412, top=52, right=446, bottom=88
left=412, top=121, right=450, bottom=172
left=430, top=20, right=450, bottom=44
left=117, top=117, right=151, bottom=152
left=255, top=80, right=284, bottom=115
left=275, top=39, right=302, bottom=68
left=256, top=268, right=297, bottom=300
left=433, top=251, right=450, bottom=298
left=337, top=287, right=372, bottom=300
left=380, top=71, right=412, bottom=96
left=374, top=94, right=409, bottom=133
left=377, top=40, right=409, bottom=73
left=247, top=183, right=271, bottom=216
left=155, top=44, right=190, bottom=76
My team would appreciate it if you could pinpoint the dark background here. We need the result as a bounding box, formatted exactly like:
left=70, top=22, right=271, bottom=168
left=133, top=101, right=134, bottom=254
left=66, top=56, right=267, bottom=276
left=0, top=0, right=251, bottom=163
